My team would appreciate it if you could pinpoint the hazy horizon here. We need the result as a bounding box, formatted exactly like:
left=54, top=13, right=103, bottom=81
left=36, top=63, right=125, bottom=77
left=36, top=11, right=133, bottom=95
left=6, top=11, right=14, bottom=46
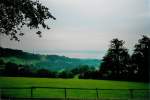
left=1, top=0, right=150, bottom=59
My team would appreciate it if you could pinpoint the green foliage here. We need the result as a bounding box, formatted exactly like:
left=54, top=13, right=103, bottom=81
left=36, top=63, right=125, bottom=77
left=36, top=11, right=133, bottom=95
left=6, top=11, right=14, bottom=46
left=0, top=0, right=55, bottom=40
left=5, top=62, right=19, bottom=75
left=71, top=65, right=92, bottom=74
left=99, top=35, right=150, bottom=82
left=70, top=65, right=99, bottom=79
left=0, top=47, right=41, bottom=60
left=131, top=35, right=150, bottom=82
left=0, top=47, right=100, bottom=78
left=100, top=38, right=130, bottom=80
left=0, top=61, right=33, bottom=76
left=58, top=71, right=74, bottom=78
left=1, top=36, right=149, bottom=82
left=0, top=47, right=100, bottom=71
left=36, top=69, right=50, bottom=77
left=0, top=56, right=97, bottom=78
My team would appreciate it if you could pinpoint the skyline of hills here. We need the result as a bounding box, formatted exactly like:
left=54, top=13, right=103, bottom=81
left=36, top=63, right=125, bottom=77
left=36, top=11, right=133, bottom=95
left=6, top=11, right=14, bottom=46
left=0, top=47, right=101, bottom=71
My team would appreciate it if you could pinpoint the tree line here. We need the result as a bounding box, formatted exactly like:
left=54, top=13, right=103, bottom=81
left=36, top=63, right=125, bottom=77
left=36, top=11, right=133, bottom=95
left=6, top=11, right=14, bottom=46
left=99, top=35, right=150, bottom=82
left=0, top=60, right=95, bottom=79
left=0, top=35, right=149, bottom=82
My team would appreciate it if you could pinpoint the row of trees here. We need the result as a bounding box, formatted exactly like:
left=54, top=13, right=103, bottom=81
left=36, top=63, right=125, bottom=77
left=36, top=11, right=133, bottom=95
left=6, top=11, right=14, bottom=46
left=0, top=35, right=149, bottom=82
left=0, top=60, right=95, bottom=78
left=99, top=35, right=150, bottom=82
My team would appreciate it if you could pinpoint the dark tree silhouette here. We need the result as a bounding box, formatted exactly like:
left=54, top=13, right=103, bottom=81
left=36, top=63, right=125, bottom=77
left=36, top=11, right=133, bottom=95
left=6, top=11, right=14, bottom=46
left=0, top=0, right=55, bottom=41
left=5, top=62, right=19, bottom=75
left=58, top=71, right=74, bottom=78
left=100, top=38, right=130, bottom=80
left=0, top=59, right=5, bottom=75
left=36, top=69, right=50, bottom=77
left=131, top=35, right=150, bottom=82
left=18, top=65, right=32, bottom=76
left=0, top=59, right=4, bottom=65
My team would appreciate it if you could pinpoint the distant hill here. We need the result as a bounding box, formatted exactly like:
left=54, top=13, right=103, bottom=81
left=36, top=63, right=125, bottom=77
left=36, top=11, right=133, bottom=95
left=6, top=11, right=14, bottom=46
left=0, top=47, right=101, bottom=71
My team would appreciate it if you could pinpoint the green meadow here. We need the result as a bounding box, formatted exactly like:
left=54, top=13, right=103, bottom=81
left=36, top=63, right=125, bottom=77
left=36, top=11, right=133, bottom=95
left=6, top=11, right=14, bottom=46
left=0, top=77, right=149, bottom=99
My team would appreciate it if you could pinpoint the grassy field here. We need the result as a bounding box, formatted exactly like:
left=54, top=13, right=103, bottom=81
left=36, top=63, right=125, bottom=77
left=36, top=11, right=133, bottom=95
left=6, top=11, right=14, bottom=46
left=0, top=77, right=149, bottom=99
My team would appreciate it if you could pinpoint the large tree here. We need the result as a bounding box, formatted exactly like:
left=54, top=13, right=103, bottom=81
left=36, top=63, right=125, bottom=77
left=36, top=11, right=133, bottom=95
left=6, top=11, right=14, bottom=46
left=100, top=38, right=130, bottom=80
left=0, top=0, right=56, bottom=41
left=131, top=35, right=150, bottom=82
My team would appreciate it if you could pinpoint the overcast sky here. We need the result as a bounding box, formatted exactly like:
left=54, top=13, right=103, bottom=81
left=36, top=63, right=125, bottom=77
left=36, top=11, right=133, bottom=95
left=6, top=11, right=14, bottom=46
left=1, top=0, right=150, bottom=59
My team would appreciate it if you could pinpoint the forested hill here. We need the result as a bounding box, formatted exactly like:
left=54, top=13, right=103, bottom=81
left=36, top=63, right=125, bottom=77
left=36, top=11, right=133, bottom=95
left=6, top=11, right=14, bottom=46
left=0, top=47, right=101, bottom=71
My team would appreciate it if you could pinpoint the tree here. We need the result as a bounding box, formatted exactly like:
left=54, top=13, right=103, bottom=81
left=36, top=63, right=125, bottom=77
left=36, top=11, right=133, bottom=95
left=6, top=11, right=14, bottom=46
left=0, top=59, right=5, bottom=75
left=36, top=69, right=50, bottom=77
left=18, top=65, right=32, bottom=76
left=0, top=0, right=56, bottom=41
left=5, top=62, right=19, bottom=75
left=99, top=38, right=130, bottom=80
left=131, top=35, right=150, bottom=82
left=58, top=70, right=74, bottom=78
left=0, top=59, right=4, bottom=65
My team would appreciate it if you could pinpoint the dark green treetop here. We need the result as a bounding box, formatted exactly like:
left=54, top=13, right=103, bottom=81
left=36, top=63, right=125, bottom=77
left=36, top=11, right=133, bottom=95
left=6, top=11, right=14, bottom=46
left=0, top=0, right=56, bottom=41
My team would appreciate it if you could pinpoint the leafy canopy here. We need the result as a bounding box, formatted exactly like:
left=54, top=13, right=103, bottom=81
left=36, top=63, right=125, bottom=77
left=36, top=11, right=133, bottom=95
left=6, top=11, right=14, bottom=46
left=100, top=38, right=130, bottom=79
left=0, top=0, right=56, bottom=41
left=132, top=35, right=150, bottom=82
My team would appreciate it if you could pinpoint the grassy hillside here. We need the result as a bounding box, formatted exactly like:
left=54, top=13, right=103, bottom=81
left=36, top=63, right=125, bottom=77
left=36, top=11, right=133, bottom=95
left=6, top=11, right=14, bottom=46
left=0, top=77, right=149, bottom=99
left=0, top=47, right=101, bottom=71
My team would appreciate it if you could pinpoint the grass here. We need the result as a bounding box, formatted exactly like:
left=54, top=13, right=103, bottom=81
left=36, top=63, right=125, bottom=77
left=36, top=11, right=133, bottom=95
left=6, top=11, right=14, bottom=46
left=0, top=77, right=149, bottom=99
